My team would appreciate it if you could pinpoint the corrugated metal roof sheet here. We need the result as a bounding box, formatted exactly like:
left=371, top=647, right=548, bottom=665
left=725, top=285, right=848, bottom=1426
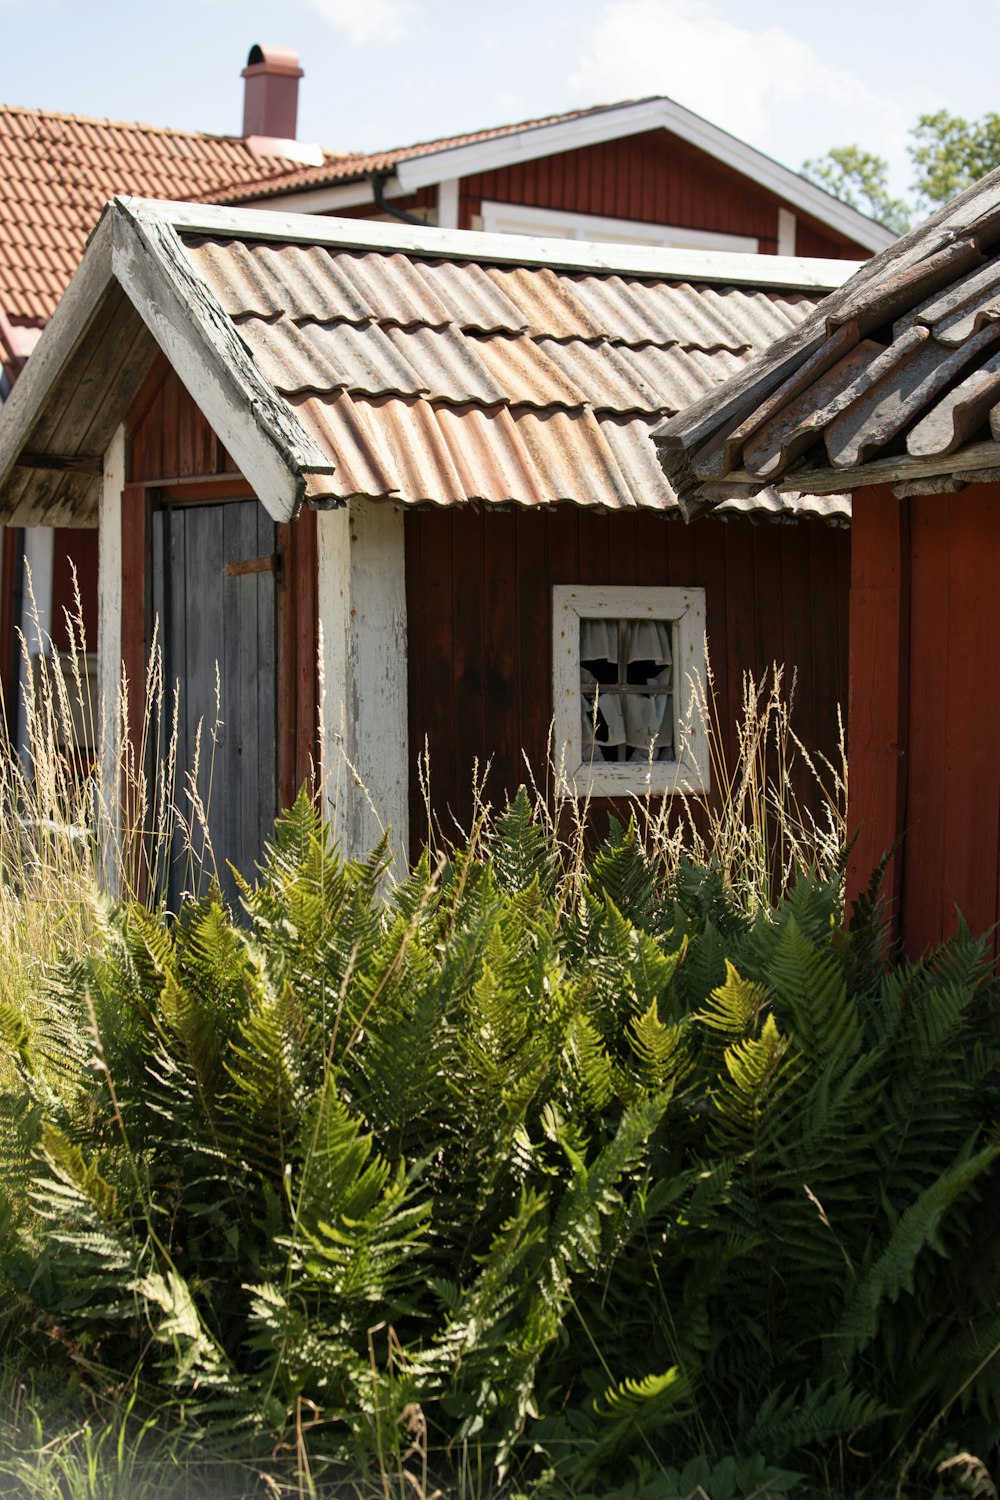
left=654, top=166, right=1000, bottom=510
left=181, top=229, right=843, bottom=518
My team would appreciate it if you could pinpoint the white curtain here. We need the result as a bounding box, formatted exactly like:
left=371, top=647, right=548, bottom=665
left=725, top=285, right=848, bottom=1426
left=579, top=618, right=674, bottom=762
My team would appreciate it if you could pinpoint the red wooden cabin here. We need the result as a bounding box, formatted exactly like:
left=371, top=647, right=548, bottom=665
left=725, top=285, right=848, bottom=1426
left=656, top=171, right=1000, bottom=955
left=0, top=201, right=854, bottom=893
left=0, top=49, right=888, bottom=751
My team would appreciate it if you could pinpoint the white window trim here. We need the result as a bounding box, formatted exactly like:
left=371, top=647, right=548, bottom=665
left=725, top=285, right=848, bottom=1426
left=477, top=199, right=759, bottom=254
left=552, top=584, right=709, bottom=799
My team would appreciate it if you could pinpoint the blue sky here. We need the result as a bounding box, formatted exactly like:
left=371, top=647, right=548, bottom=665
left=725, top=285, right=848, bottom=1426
left=1, top=0, right=994, bottom=198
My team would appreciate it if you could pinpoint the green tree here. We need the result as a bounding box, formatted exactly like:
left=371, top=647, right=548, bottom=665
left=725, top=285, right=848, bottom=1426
left=802, top=110, right=1000, bottom=235
left=800, top=144, right=912, bottom=235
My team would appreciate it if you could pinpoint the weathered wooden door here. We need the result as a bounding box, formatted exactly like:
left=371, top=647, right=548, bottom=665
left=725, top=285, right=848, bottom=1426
left=151, top=498, right=278, bottom=908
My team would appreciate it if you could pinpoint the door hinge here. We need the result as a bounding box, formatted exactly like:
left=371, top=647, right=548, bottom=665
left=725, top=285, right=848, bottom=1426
left=225, top=552, right=284, bottom=586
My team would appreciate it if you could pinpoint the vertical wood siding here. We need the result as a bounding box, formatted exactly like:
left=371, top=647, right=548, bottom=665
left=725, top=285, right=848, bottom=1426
left=405, top=507, right=850, bottom=849
left=457, top=132, right=871, bottom=257
left=51, top=526, right=98, bottom=649
left=122, top=361, right=318, bottom=894
left=903, top=485, right=1000, bottom=955
left=850, top=481, right=1000, bottom=958
left=130, top=359, right=230, bottom=482
left=794, top=214, right=866, bottom=261
left=846, top=487, right=909, bottom=930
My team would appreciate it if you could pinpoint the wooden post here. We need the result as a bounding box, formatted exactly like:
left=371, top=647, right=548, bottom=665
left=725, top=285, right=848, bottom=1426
left=845, top=484, right=910, bottom=939
left=97, top=425, right=125, bottom=891
left=317, top=499, right=408, bottom=875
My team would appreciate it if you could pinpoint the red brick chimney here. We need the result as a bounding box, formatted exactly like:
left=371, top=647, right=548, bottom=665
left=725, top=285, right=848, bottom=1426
left=241, top=45, right=304, bottom=141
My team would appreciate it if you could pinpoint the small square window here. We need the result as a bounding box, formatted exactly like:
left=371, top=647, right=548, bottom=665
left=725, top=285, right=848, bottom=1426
left=552, top=585, right=709, bottom=797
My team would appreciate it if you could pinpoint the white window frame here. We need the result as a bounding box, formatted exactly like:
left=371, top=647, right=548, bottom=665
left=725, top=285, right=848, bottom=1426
left=477, top=199, right=759, bottom=254
left=552, top=584, right=709, bottom=798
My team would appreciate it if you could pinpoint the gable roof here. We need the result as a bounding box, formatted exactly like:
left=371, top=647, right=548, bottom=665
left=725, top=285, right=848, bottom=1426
left=0, top=105, right=338, bottom=324
left=654, top=168, right=1000, bottom=517
left=213, top=96, right=897, bottom=256
left=0, top=198, right=859, bottom=530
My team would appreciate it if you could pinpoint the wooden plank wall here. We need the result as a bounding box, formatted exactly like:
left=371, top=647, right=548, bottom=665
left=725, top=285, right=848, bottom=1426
left=130, top=360, right=242, bottom=484
left=897, top=484, right=1000, bottom=956
left=458, top=131, right=867, bottom=258
left=846, top=487, right=909, bottom=929
left=405, top=506, right=850, bottom=849
left=848, top=481, right=1000, bottom=959
left=123, top=361, right=318, bottom=818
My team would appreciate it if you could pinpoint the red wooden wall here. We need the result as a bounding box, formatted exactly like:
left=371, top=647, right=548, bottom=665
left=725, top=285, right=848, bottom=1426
left=329, top=131, right=870, bottom=260
left=457, top=132, right=865, bottom=258
left=849, top=482, right=1000, bottom=957
left=406, top=505, right=851, bottom=847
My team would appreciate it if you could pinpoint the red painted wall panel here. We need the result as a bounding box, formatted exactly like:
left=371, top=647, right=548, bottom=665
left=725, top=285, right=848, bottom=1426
left=795, top=214, right=865, bottom=261
left=406, top=507, right=850, bottom=850
left=51, top=527, right=98, bottom=651
left=458, top=131, right=873, bottom=258
left=851, top=481, right=1000, bottom=959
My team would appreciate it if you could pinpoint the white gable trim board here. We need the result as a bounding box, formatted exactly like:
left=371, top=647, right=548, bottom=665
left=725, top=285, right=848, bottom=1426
left=474, top=200, right=759, bottom=254
left=125, top=198, right=861, bottom=291
left=246, top=98, right=895, bottom=256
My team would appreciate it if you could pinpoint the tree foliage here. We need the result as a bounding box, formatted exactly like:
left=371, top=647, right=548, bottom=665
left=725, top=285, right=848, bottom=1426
left=802, top=109, right=1000, bottom=234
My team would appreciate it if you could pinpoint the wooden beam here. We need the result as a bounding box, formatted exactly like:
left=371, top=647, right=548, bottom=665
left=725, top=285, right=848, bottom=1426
left=110, top=203, right=338, bottom=523
left=125, top=196, right=859, bottom=290
left=846, top=485, right=910, bottom=944
left=17, top=452, right=103, bottom=474
left=773, top=437, right=1000, bottom=496
left=317, top=499, right=408, bottom=874
left=98, top=426, right=125, bottom=893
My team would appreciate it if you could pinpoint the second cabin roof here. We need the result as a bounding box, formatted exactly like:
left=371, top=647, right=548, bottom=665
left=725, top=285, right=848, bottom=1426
left=654, top=167, right=1000, bottom=516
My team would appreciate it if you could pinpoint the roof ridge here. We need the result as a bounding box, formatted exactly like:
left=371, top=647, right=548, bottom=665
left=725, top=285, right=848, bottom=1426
left=0, top=101, right=353, bottom=160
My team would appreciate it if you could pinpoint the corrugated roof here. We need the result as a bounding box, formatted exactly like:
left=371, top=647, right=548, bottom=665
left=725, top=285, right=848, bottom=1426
left=183, top=225, right=842, bottom=518
left=654, top=168, right=1000, bottom=511
left=0, top=105, right=334, bottom=323
left=0, top=200, right=852, bottom=527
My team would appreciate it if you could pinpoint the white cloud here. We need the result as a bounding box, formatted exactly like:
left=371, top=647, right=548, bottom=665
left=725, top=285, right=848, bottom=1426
left=305, top=0, right=415, bottom=44
left=569, top=0, right=910, bottom=187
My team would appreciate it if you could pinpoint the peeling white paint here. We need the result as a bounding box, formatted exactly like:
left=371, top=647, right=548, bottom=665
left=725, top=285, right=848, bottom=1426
left=317, top=499, right=408, bottom=875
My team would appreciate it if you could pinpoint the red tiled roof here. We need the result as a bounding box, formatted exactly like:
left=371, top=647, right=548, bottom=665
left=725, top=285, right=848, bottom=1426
left=204, top=102, right=633, bottom=205
left=0, top=105, right=341, bottom=323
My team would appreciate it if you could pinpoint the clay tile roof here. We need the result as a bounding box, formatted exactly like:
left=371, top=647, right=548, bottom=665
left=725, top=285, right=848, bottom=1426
left=0, top=104, right=342, bottom=323
left=654, top=167, right=1000, bottom=514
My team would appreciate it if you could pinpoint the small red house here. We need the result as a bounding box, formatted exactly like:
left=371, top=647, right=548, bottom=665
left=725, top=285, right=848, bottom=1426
left=0, top=199, right=855, bottom=894
left=0, top=50, right=889, bottom=742
left=655, top=171, right=1000, bottom=956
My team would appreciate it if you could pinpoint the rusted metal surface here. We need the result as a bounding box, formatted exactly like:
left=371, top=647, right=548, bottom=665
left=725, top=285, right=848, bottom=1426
left=655, top=166, right=1000, bottom=508
left=181, top=230, right=839, bottom=516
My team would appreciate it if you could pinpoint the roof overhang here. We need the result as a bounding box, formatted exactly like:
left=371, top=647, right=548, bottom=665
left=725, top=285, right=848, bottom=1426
left=0, top=199, right=342, bottom=526
left=247, top=96, right=897, bottom=256
left=654, top=172, right=1000, bottom=517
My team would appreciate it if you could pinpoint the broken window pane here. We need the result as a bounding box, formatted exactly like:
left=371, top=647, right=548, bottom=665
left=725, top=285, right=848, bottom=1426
left=579, top=617, right=674, bottom=764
